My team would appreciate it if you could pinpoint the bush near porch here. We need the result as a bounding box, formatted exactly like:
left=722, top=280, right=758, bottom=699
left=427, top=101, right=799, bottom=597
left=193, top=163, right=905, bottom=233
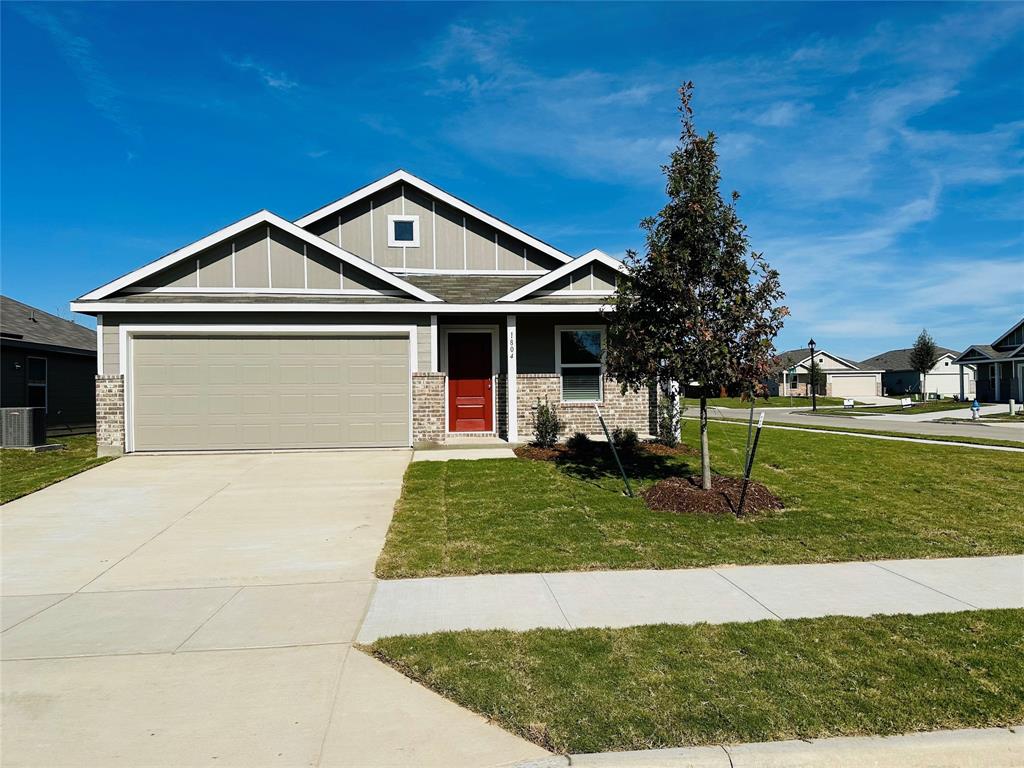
left=376, top=421, right=1024, bottom=578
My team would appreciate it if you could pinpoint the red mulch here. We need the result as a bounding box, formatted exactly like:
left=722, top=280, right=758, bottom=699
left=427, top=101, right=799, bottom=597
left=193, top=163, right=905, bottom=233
left=642, top=475, right=784, bottom=517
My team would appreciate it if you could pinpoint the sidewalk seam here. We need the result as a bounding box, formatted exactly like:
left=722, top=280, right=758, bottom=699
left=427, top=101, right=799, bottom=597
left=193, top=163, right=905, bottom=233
left=869, top=562, right=981, bottom=609
left=710, top=568, right=783, bottom=620
left=172, top=586, right=245, bottom=653
left=540, top=574, right=575, bottom=630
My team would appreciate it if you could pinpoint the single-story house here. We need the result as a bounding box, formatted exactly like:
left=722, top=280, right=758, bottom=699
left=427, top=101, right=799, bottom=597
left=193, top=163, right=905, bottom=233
left=859, top=347, right=975, bottom=398
left=1, top=295, right=97, bottom=435
left=951, top=318, right=1024, bottom=403
left=71, top=170, right=657, bottom=455
left=767, top=347, right=883, bottom=399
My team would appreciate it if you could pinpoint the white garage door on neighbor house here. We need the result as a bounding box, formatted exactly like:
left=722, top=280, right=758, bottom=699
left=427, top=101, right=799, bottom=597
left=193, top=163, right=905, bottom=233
left=829, top=374, right=878, bottom=398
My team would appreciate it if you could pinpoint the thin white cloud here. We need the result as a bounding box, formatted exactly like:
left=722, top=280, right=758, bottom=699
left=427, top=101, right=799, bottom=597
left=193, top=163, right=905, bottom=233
left=224, top=55, right=299, bottom=91
left=16, top=5, right=140, bottom=142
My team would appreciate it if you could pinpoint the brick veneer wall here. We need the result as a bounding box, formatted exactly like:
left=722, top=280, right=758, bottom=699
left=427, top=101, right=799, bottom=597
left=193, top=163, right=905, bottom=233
left=96, top=375, right=125, bottom=457
left=412, top=372, right=445, bottom=445
left=516, top=374, right=655, bottom=441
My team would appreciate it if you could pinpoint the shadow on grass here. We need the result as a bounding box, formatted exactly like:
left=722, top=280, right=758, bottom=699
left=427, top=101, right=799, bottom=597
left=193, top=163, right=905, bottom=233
left=553, top=445, right=693, bottom=489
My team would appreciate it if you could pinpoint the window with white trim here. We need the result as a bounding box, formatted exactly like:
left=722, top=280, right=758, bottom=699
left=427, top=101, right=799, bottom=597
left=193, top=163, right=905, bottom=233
left=387, top=215, right=420, bottom=247
left=556, top=328, right=604, bottom=402
left=27, top=356, right=47, bottom=411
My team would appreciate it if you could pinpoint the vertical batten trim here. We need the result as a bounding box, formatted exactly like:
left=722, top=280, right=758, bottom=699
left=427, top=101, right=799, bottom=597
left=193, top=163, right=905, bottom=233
left=523, top=244, right=527, bottom=271
left=432, top=199, right=437, bottom=270
left=430, top=314, right=439, bottom=372
left=195, top=257, right=201, bottom=288
left=303, top=243, right=308, bottom=290
left=401, top=182, right=407, bottom=269
left=370, top=199, right=375, bottom=263
left=96, top=314, right=104, bottom=376
left=507, top=315, right=518, bottom=442
left=462, top=215, right=467, bottom=270
left=231, top=241, right=236, bottom=288
left=266, top=225, right=272, bottom=288
left=337, top=213, right=342, bottom=248
left=589, top=263, right=595, bottom=290
left=494, top=230, right=499, bottom=270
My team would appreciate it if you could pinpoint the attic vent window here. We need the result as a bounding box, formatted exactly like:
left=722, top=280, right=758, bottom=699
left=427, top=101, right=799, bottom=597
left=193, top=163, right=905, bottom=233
left=388, top=215, right=420, bottom=248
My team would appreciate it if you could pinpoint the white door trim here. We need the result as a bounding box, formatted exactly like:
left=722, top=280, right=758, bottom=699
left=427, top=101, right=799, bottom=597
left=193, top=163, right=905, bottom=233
left=441, top=325, right=499, bottom=435
left=119, top=323, right=417, bottom=453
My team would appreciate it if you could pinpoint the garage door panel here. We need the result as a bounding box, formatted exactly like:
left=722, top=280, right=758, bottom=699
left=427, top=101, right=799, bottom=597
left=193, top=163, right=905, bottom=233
left=131, top=334, right=410, bottom=451
left=831, top=375, right=876, bottom=397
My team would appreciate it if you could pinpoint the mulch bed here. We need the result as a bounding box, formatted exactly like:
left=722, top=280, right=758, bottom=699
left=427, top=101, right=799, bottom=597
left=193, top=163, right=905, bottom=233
left=642, top=475, right=784, bottom=517
left=514, top=445, right=565, bottom=462
left=514, top=441, right=696, bottom=463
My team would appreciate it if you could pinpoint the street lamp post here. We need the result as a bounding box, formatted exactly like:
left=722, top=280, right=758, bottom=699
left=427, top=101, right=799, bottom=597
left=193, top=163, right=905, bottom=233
left=808, top=338, right=818, bottom=412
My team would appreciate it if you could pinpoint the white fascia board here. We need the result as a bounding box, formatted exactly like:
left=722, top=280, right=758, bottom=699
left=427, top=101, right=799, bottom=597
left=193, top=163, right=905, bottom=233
left=293, top=169, right=574, bottom=265
left=496, top=249, right=627, bottom=302
left=70, top=301, right=611, bottom=315
left=78, top=210, right=440, bottom=303
left=951, top=345, right=996, bottom=364
left=790, top=350, right=861, bottom=371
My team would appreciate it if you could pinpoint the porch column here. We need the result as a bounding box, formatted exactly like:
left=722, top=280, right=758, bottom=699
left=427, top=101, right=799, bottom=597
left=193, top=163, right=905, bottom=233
left=995, top=362, right=1002, bottom=402
left=958, top=364, right=965, bottom=401
left=430, top=314, right=438, bottom=371
left=507, top=315, right=518, bottom=442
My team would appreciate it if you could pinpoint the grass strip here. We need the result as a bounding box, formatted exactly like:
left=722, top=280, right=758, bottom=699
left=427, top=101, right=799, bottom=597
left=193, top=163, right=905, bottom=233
left=1, top=435, right=113, bottom=505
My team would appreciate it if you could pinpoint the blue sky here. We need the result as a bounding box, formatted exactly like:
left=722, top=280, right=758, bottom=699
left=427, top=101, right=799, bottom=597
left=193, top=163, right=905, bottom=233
left=2, top=2, right=1021, bottom=359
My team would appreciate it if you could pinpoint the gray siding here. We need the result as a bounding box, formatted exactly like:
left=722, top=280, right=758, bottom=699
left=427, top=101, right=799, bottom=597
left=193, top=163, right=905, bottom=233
left=302, top=182, right=566, bottom=273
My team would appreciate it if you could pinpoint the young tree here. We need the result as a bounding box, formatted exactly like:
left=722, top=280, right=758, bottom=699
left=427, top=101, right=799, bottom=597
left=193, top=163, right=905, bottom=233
left=808, top=358, right=826, bottom=396
left=605, top=83, right=787, bottom=490
left=909, top=329, right=940, bottom=399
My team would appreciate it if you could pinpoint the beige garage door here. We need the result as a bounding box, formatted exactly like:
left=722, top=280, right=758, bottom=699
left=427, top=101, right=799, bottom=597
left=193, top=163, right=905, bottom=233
left=830, top=374, right=877, bottom=398
left=131, top=335, right=409, bottom=451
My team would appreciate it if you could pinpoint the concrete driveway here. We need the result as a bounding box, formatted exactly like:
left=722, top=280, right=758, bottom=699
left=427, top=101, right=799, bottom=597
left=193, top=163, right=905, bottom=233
left=1, top=452, right=545, bottom=768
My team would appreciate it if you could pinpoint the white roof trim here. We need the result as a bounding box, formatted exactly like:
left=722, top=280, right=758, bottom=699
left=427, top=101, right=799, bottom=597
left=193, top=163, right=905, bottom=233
left=78, top=210, right=440, bottom=303
left=952, top=345, right=997, bottom=363
left=788, top=350, right=863, bottom=372
left=294, top=170, right=574, bottom=265
left=70, top=301, right=611, bottom=315
left=496, top=249, right=626, bottom=302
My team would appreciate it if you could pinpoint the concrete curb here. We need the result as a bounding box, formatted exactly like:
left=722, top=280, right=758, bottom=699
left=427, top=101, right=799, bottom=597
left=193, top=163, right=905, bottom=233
left=513, top=725, right=1023, bottom=767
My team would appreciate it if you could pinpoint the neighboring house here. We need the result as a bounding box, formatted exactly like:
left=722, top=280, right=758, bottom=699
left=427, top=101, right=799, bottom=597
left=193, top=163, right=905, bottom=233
left=859, top=347, right=975, bottom=398
left=1, top=295, right=97, bottom=435
left=767, top=347, right=883, bottom=399
left=71, top=170, right=656, bottom=455
left=951, top=318, right=1024, bottom=403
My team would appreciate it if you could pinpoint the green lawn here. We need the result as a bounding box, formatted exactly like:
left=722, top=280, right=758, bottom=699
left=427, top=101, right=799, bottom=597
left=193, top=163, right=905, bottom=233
left=377, top=422, right=1023, bottom=578
left=0, top=435, right=113, bottom=505
left=692, top=396, right=853, bottom=409
left=368, top=609, right=1024, bottom=754
left=982, top=411, right=1024, bottom=422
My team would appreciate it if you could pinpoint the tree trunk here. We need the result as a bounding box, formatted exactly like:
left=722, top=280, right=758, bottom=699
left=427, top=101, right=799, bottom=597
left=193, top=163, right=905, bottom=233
left=699, top=395, right=711, bottom=490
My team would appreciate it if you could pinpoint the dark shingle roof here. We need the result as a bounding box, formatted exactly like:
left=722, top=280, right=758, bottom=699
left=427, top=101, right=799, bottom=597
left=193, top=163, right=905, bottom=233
left=859, top=346, right=959, bottom=371
left=402, top=275, right=536, bottom=303
left=772, top=347, right=869, bottom=371
left=1, top=296, right=95, bottom=352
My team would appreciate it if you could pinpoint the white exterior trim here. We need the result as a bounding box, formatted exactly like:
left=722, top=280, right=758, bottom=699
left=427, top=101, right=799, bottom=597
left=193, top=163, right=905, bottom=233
left=78, top=210, right=440, bottom=303
left=95, top=314, right=104, bottom=376
left=73, top=302, right=611, bottom=315
left=117, top=323, right=417, bottom=454
left=554, top=324, right=606, bottom=404
left=497, top=249, right=626, bottom=302
left=430, top=314, right=439, bottom=372
left=391, top=268, right=548, bottom=276
left=440, top=325, right=500, bottom=436
left=387, top=214, right=420, bottom=248
left=294, top=169, right=574, bottom=265
left=119, top=287, right=404, bottom=297
left=506, top=315, right=518, bottom=442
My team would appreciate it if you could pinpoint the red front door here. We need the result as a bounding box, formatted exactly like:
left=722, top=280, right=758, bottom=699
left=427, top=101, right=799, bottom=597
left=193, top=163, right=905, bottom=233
left=448, top=333, right=493, bottom=432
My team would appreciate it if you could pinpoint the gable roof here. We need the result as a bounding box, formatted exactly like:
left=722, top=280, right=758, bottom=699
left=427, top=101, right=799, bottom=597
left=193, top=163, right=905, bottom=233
left=77, top=210, right=441, bottom=303
left=293, top=170, right=574, bottom=266
left=1, top=295, right=95, bottom=353
left=859, top=346, right=959, bottom=371
left=992, top=317, right=1024, bottom=348
left=403, top=275, right=536, bottom=304
left=496, top=249, right=626, bottom=302
left=772, top=347, right=869, bottom=372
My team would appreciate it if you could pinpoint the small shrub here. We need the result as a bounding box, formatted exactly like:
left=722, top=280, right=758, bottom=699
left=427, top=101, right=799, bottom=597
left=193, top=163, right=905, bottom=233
left=566, top=431, right=593, bottom=452
left=531, top=398, right=563, bottom=448
left=657, top=395, right=680, bottom=447
left=611, top=426, right=639, bottom=452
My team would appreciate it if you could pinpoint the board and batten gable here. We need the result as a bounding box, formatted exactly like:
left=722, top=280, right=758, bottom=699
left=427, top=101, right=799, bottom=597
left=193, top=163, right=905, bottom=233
left=98, top=313, right=433, bottom=378
left=300, top=181, right=565, bottom=273
left=133, top=223, right=397, bottom=294
left=540, top=261, right=620, bottom=294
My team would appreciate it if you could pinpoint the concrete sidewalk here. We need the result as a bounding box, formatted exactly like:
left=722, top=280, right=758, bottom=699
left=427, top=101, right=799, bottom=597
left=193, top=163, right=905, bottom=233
left=358, top=555, right=1024, bottom=641
left=518, top=725, right=1023, bottom=767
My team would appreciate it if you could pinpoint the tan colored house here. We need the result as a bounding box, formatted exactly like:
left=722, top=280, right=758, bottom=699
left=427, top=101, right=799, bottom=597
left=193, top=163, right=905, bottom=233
left=72, top=170, right=656, bottom=455
left=767, top=347, right=883, bottom=399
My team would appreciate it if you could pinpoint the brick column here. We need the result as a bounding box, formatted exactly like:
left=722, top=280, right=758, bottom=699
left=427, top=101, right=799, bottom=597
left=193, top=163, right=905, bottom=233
left=96, top=375, right=125, bottom=457
left=412, top=372, right=445, bottom=446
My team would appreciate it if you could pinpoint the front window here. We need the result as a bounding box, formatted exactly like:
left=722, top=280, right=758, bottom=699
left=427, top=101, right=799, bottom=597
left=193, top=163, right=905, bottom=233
left=387, top=215, right=420, bottom=247
left=27, top=356, right=47, bottom=411
left=558, top=328, right=603, bottom=402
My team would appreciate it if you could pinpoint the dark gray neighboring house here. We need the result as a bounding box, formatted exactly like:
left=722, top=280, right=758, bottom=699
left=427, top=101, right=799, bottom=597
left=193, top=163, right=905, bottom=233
left=1, top=296, right=97, bottom=434
left=951, top=318, right=1024, bottom=403
left=859, top=346, right=975, bottom=398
